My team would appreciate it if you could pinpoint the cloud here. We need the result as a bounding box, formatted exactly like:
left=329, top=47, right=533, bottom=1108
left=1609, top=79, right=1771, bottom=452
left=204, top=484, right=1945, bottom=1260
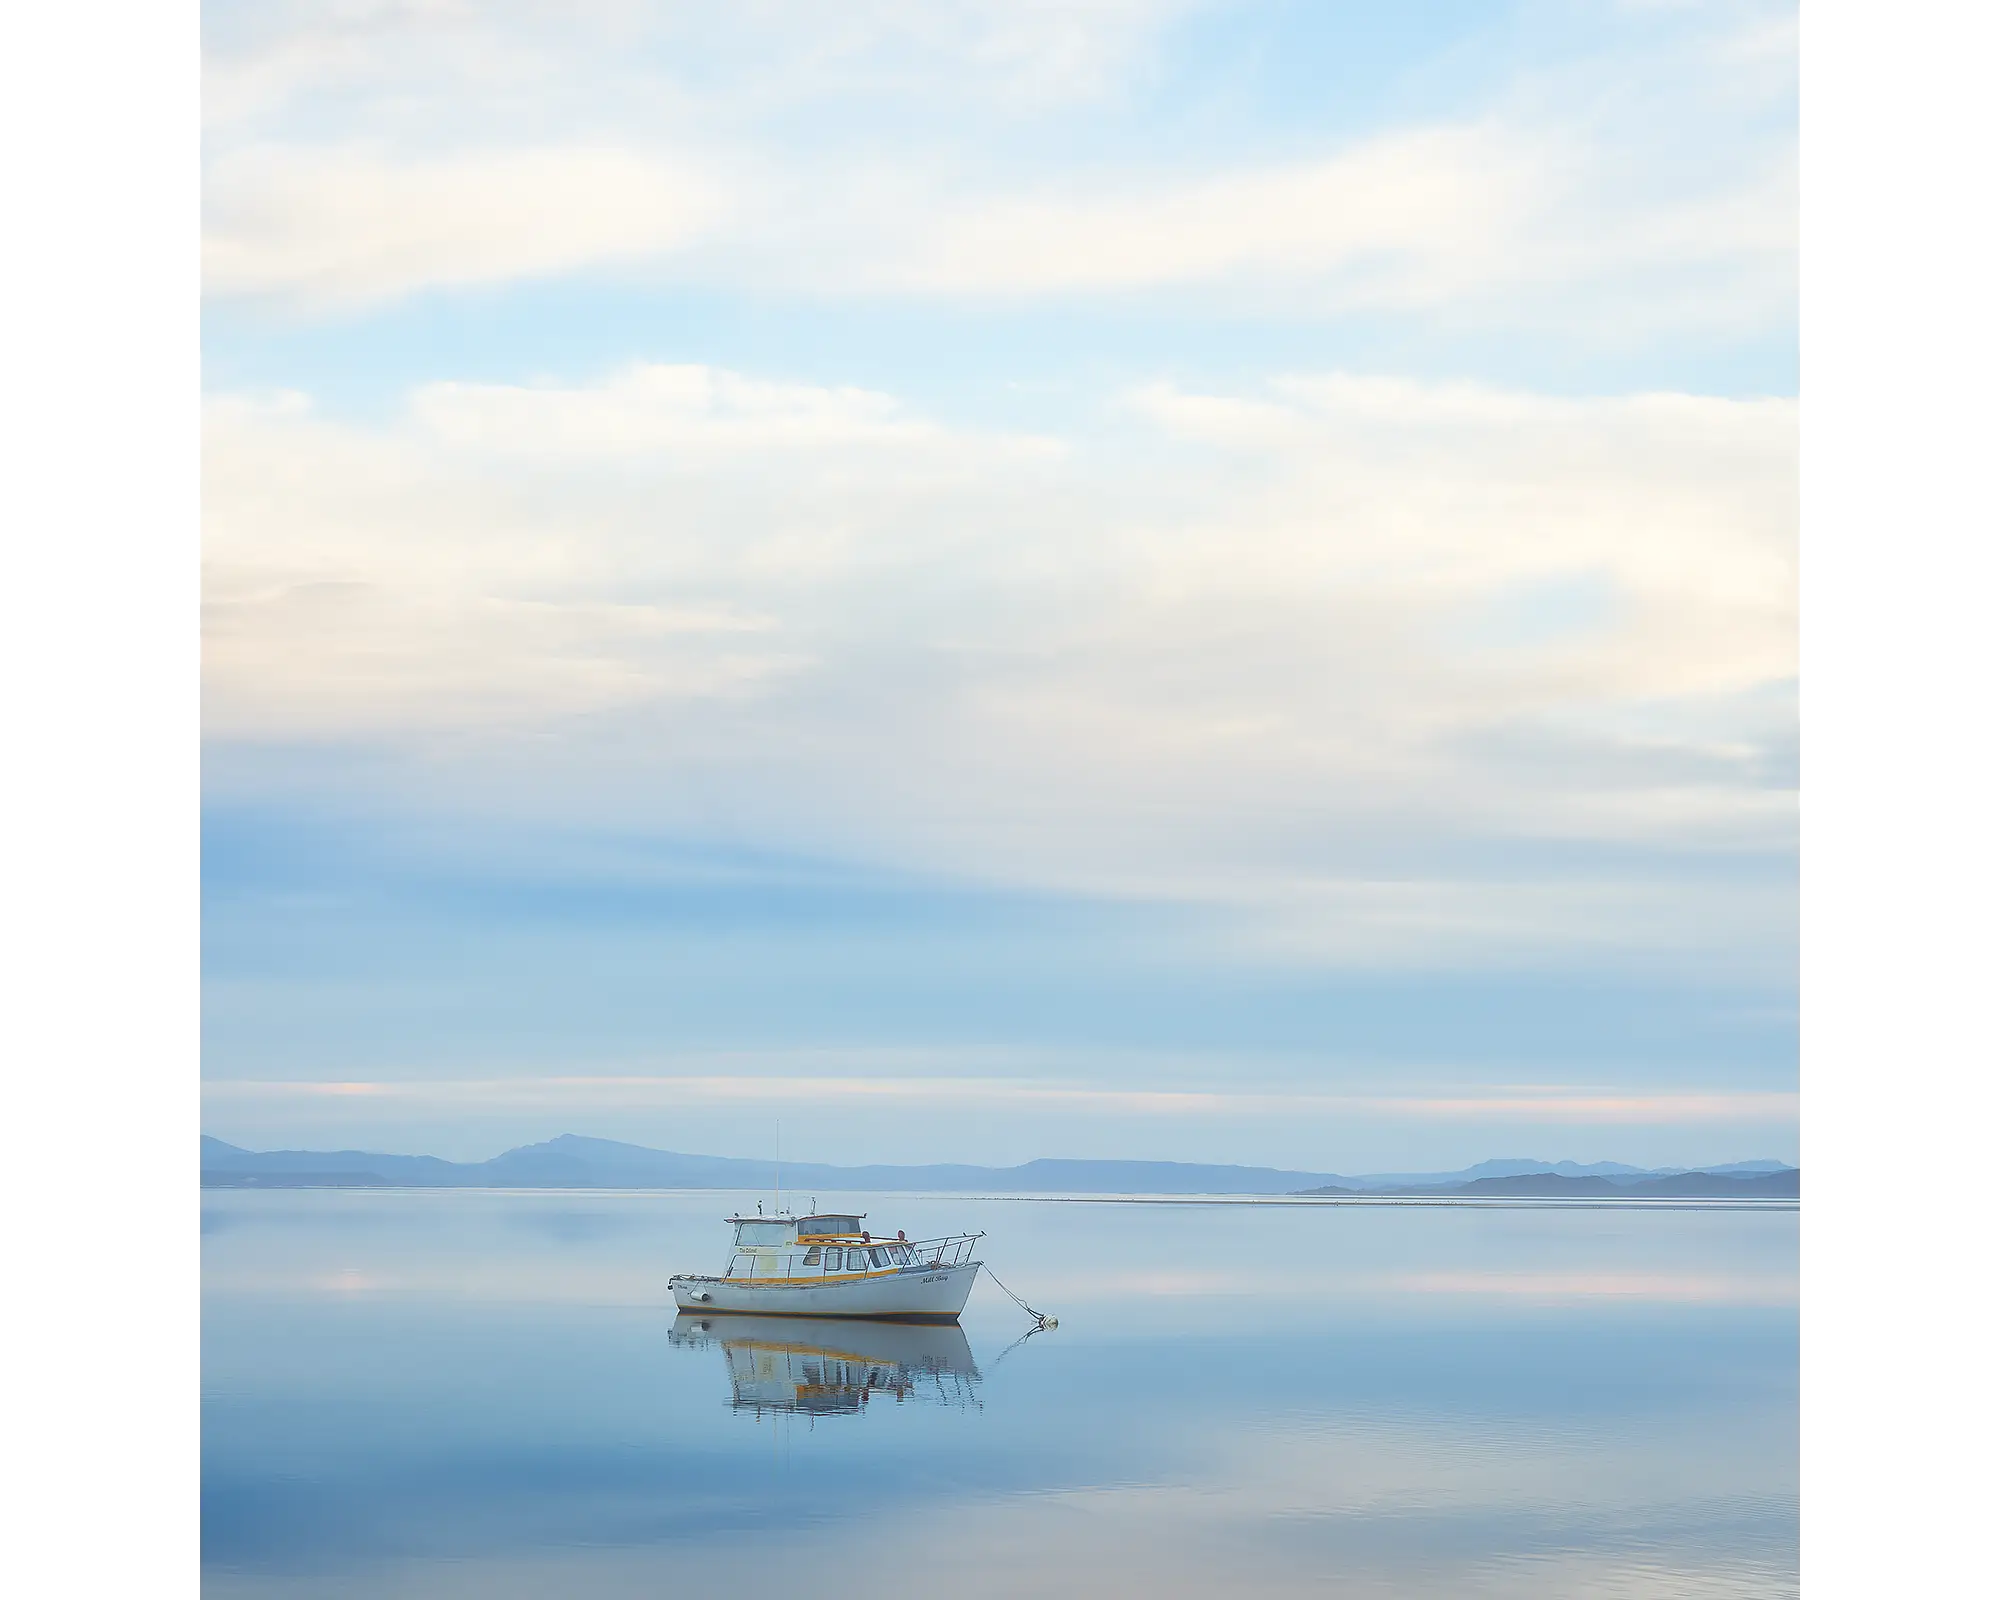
left=203, top=362, right=1794, bottom=975
left=204, top=1074, right=1799, bottom=1126
left=202, top=1, right=1195, bottom=134
left=878, top=130, right=1792, bottom=335
left=1126, top=374, right=1798, bottom=611
left=204, top=145, right=718, bottom=307
left=887, top=124, right=1548, bottom=299
left=200, top=124, right=1791, bottom=327
left=196, top=5, right=1796, bottom=1148
left=201, top=368, right=1055, bottom=735
left=200, top=2, right=1795, bottom=331
left=403, top=363, right=1057, bottom=461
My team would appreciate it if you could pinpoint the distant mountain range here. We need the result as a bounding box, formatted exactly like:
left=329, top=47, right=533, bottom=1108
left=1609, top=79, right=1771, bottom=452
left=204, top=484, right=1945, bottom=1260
left=200, top=1134, right=1797, bottom=1199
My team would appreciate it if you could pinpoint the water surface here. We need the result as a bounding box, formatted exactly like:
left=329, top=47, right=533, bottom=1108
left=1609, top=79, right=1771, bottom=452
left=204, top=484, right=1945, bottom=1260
left=204, top=1189, right=1797, bottom=1597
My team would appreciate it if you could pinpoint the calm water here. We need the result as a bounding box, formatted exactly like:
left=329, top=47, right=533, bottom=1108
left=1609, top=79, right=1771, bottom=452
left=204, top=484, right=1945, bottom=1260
left=203, top=1189, right=1798, bottom=1598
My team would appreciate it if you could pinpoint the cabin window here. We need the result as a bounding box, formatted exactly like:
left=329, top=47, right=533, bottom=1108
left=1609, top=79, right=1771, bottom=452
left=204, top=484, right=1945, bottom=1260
left=869, top=1247, right=889, bottom=1268
left=727, top=1253, right=751, bottom=1277
left=846, top=1248, right=870, bottom=1271
left=822, top=1251, right=841, bottom=1274
left=802, top=1247, right=821, bottom=1265
left=890, top=1244, right=912, bottom=1265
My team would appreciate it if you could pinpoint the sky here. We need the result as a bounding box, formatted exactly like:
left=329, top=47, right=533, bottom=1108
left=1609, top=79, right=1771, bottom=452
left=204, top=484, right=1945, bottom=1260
left=200, top=0, right=1798, bottom=1171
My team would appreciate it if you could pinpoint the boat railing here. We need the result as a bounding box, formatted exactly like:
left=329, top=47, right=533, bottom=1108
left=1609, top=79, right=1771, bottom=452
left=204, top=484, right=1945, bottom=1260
left=903, top=1231, right=984, bottom=1269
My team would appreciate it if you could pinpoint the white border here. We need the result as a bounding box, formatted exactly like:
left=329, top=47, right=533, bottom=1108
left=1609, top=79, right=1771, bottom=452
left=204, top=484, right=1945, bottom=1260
left=1805, top=2, right=1998, bottom=1593
left=1, top=1, right=198, bottom=1594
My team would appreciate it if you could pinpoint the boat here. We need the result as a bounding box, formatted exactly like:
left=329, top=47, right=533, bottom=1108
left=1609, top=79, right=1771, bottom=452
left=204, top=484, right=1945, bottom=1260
left=669, top=1209, right=983, bottom=1322
left=668, top=1312, right=980, bottom=1415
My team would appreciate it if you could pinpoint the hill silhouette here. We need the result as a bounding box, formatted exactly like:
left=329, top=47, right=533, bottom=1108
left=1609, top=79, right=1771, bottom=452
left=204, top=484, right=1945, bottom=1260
left=201, top=1135, right=1797, bottom=1199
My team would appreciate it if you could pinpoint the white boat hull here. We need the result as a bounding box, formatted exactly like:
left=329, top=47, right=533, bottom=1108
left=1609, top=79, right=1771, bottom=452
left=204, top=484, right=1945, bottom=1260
left=671, top=1261, right=980, bottom=1322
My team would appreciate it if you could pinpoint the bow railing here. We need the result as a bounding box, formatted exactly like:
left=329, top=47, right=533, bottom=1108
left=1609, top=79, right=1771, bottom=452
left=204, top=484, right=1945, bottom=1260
left=902, top=1231, right=985, bottom=1269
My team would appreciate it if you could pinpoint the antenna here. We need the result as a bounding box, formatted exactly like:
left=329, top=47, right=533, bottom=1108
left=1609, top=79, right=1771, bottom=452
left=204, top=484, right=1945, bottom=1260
left=774, top=1119, right=782, bottom=1215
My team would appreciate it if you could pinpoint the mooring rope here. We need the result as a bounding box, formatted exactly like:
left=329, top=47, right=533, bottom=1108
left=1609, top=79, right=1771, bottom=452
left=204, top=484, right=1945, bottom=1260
left=981, top=1264, right=1056, bottom=1329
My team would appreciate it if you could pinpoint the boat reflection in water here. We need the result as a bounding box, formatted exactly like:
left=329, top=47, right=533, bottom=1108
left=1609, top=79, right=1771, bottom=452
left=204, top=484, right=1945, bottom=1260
left=669, top=1313, right=982, bottom=1418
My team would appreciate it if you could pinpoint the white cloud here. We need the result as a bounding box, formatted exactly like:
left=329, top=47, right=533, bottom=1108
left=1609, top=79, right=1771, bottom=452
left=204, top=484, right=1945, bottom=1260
left=204, top=363, right=1795, bottom=971
left=875, top=126, right=1789, bottom=333
left=202, top=1073, right=1799, bottom=1126
left=202, top=0, right=1195, bottom=135
left=403, top=363, right=1059, bottom=461
left=200, top=121, right=1792, bottom=326
left=200, top=368, right=1060, bottom=735
left=204, top=145, right=718, bottom=306
left=199, top=1, right=1795, bottom=330
left=1127, top=374, right=1798, bottom=609
left=888, top=125, right=1546, bottom=299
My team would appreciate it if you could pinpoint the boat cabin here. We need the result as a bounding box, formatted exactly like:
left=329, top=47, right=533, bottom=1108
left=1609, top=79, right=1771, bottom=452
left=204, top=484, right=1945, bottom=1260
left=717, top=1211, right=974, bottom=1282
